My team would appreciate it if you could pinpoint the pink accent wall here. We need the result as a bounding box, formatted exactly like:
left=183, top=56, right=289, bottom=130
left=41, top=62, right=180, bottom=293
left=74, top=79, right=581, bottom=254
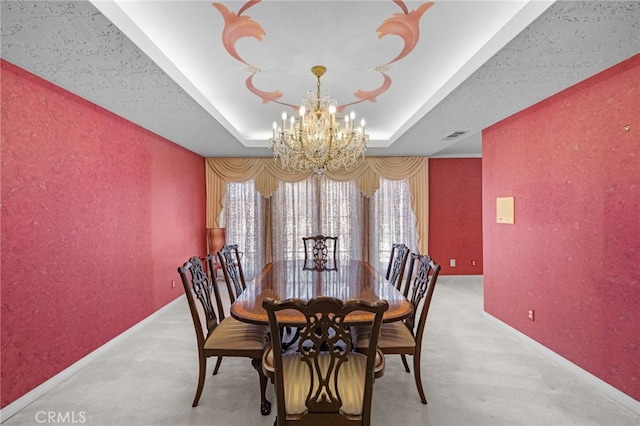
left=0, top=60, right=206, bottom=408
left=483, top=54, right=640, bottom=400
left=429, top=158, right=483, bottom=275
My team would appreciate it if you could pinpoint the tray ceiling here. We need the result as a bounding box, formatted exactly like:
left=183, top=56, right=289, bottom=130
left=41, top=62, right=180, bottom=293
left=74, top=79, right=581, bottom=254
left=2, top=1, right=639, bottom=158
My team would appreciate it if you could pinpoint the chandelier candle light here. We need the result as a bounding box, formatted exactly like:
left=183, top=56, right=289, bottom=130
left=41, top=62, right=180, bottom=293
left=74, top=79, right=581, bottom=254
left=269, top=66, right=368, bottom=174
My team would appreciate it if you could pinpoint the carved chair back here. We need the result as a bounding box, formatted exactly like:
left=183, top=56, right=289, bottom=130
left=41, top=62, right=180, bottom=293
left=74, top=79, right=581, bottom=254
left=386, top=243, right=410, bottom=291
left=403, top=254, right=441, bottom=345
left=263, top=297, right=388, bottom=425
left=178, top=256, right=223, bottom=342
left=302, top=235, right=338, bottom=269
left=217, top=244, right=246, bottom=304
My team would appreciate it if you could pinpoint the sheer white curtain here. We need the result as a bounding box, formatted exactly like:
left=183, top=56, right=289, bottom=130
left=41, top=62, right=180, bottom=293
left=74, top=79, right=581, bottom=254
left=318, top=177, right=363, bottom=261
left=225, top=176, right=415, bottom=277
left=271, top=176, right=363, bottom=261
left=224, top=180, right=264, bottom=281
left=370, top=178, right=418, bottom=274
left=270, top=178, right=318, bottom=260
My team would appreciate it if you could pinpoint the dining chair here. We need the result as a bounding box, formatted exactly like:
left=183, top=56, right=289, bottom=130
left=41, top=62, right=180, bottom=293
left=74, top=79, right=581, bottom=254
left=352, top=253, right=441, bottom=404
left=302, top=235, right=338, bottom=269
left=177, top=256, right=271, bottom=415
left=386, top=243, right=410, bottom=291
left=217, top=244, right=246, bottom=304
left=262, top=296, right=389, bottom=426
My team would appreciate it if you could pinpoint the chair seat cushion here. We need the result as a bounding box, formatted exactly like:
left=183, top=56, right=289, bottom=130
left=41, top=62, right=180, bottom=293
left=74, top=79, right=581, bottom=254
left=263, top=351, right=382, bottom=416
left=204, top=317, right=268, bottom=351
left=352, top=322, right=416, bottom=353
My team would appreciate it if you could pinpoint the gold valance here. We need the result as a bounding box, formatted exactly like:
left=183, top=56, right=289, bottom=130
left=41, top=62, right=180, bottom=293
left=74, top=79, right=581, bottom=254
left=206, top=157, right=429, bottom=254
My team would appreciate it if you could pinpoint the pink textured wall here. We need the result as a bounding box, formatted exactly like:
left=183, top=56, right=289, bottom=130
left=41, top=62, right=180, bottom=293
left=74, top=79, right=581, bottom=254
left=483, top=54, right=639, bottom=400
left=429, top=158, right=483, bottom=275
left=0, top=60, right=206, bottom=408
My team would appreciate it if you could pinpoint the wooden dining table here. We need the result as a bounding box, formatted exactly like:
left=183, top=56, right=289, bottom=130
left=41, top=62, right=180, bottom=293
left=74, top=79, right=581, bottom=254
left=231, top=259, right=413, bottom=326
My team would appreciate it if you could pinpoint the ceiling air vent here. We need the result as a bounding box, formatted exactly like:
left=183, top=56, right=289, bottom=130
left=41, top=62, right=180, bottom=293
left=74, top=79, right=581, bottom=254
left=442, top=130, right=469, bottom=141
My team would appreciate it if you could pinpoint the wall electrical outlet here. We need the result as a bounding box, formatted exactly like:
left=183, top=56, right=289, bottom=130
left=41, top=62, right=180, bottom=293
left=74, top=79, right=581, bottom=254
left=528, top=309, right=535, bottom=321
left=450, top=259, right=456, bottom=267
left=471, top=260, right=476, bottom=266
left=171, top=280, right=176, bottom=288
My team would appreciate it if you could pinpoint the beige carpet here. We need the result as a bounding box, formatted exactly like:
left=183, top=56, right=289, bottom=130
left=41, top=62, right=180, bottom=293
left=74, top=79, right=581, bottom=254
left=3, top=276, right=638, bottom=426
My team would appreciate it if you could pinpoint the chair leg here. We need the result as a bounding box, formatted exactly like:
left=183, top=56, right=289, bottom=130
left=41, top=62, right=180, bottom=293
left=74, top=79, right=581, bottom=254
left=192, top=352, right=207, bottom=407
left=412, top=352, right=427, bottom=404
left=400, top=354, right=411, bottom=373
left=212, top=356, right=223, bottom=375
left=252, top=358, right=271, bottom=415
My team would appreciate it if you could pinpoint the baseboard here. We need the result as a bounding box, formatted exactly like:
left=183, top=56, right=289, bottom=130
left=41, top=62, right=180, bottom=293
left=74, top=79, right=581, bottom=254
left=482, top=311, right=640, bottom=415
left=438, top=274, right=484, bottom=278
left=0, top=295, right=185, bottom=423
left=437, top=274, right=484, bottom=282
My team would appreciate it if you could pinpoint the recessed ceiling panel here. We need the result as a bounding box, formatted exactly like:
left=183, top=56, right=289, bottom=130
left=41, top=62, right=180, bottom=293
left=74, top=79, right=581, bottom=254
left=91, top=0, right=551, bottom=148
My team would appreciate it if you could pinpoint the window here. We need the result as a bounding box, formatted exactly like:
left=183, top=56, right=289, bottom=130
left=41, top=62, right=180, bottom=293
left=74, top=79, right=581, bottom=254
left=224, top=180, right=263, bottom=280
left=370, top=178, right=418, bottom=274
left=271, top=176, right=363, bottom=261
left=225, top=176, right=417, bottom=279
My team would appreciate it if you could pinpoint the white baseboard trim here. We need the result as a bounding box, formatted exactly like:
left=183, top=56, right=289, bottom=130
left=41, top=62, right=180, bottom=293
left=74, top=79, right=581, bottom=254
left=482, top=311, right=640, bottom=415
left=0, top=295, right=185, bottom=423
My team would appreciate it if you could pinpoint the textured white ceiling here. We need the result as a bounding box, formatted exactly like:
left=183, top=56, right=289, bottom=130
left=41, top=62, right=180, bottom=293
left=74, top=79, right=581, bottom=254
left=1, top=1, right=639, bottom=158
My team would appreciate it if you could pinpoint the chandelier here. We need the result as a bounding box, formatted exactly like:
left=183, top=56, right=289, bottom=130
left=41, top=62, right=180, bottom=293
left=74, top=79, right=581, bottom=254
left=269, top=66, right=368, bottom=174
